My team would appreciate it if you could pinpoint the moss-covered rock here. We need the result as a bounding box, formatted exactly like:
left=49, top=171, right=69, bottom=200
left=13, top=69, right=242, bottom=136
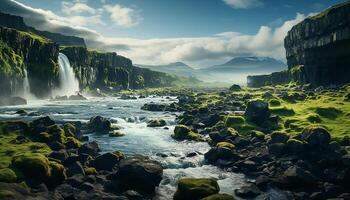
left=64, top=136, right=81, bottom=149
left=286, top=139, right=306, bottom=154
left=216, top=142, right=235, bottom=150
left=12, top=153, right=51, bottom=181
left=0, top=168, right=17, bottom=183
left=301, top=125, right=331, bottom=146
left=269, top=99, right=281, bottom=107
left=209, top=128, right=238, bottom=143
left=63, top=123, right=76, bottom=137
left=147, top=119, right=166, bottom=127
left=109, top=131, right=125, bottom=137
left=224, top=116, right=245, bottom=127
left=269, top=131, right=289, bottom=144
left=201, top=193, right=236, bottom=200
left=174, top=178, right=220, bottom=200
left=47, top=161, right=66, bottom=188
left=84, top=167, right=98, bottom=175
left=47, top=125, right=66, bottom=143
left=172, top=125, right=203, bottom=141
left=250, top=130, right=265, bottom=140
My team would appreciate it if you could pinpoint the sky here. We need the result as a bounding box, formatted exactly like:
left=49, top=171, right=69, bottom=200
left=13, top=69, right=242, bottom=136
left=0, top=0, right=346, bottom=67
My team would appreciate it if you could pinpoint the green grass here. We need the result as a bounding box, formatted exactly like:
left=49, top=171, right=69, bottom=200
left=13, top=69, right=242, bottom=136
left=18, top=31, right=51, bottom=43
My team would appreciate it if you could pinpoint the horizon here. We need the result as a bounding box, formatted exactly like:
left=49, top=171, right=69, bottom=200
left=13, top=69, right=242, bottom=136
left=0, top=0, right=346, bottom=68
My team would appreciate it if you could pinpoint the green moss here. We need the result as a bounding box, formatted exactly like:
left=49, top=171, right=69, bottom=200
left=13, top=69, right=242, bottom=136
left=216, top=142, right=235, bottom=150
left=12, top=153, right=51, bottom=180
left=18, top=31, right=51, bottom=43
left=109, top=131, right=125, bottom=137
left=47, top=125, right=66, bottom=143
left=308, top=1, right=349, bottom=20
left=63, top=123, right=76, bottom=137
left=64, top=137, right=81, bottom=149
left=0, top=190, right=15, bottom=198
left=201, top=194, right=236, bottom=200
left=174, top=178, right=220, bottom=200
left=172, top=125, right=204, bottom=141
left=315, top=107, right=342, bottom=119
left=84, top=167, right=98, bottom=175
left=306, top=114, right=322, bottom=123
left=270, top=106, right=295, bottom=116
left=0, top=40, right=25, bottom=78
left=0, top=168, right=17, bottom=183
left=224, top=116, right=245, bottom=127
left=250, top=130, right=265, bottom=139
left=48, top=161, right=66, bottom=187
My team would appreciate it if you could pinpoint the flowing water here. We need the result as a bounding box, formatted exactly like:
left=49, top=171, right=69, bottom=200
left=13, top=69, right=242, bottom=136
left=22, top=68, right=35, bottom=100
left=0, top=96, right=287, bottom=199
left=55, top=53, right=80, bottom=97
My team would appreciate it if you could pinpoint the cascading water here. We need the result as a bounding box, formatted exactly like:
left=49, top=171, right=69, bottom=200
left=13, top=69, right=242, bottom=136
left=23, top=69, right=31, bottom=97
left=55, top=53, right=80, bottom=97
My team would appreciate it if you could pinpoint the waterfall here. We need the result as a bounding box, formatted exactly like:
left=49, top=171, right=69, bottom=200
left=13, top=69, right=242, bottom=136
left=23, top=69, right=31, bottom=97
left=55, top=53, right=80, bottom=97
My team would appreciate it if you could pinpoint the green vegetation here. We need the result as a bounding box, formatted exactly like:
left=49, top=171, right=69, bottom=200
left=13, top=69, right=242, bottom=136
left=18, top=30, right=51, bottom=43
left=172, top=125, right=204, bottom=141
left=0, top=40, right=25, bottom=78
left=201, top=194, right=236, bottom=200
left=308, top=1, right=350, bottom=20
left=174, top=178, right=220, bottom=200
left=216, top=142, right=235, bottom=150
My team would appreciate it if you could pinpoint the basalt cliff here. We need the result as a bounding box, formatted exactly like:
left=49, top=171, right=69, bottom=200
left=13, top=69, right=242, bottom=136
left=248, top=1, right=350, bottom=87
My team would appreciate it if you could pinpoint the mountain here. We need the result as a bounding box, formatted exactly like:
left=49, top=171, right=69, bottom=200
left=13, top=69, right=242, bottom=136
left=0, top=11, right=86, bottom=47
left=136, top=62, right=196, bottom=77
left=201, top=56, right=286, bottom=73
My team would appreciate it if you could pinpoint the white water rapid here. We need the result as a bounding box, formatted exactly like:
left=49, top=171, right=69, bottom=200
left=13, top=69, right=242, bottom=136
left=21, top=68, right=35, bottom=99
left=55, top=53, right=80, bottom=97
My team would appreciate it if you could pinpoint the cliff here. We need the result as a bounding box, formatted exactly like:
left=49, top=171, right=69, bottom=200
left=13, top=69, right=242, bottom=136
left=0, top=26, right=59, bottom=97
left=284, top=1, right=350, bottom=86
left=247, top=70, right=292, bottom=87
left=0, top=11, right=86, bottom=47
left=60, top=46, right=176, bottom=90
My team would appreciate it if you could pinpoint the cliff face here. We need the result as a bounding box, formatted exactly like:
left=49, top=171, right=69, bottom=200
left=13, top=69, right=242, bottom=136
left=0, top=12, right=86, bottom=47
left=247, top=71, right=291, bottom=88
left=0, top=26, right=59, bottom=97
left=60, top=46, right=176, bottom=90
left=284, top=1, right=350, bottom=86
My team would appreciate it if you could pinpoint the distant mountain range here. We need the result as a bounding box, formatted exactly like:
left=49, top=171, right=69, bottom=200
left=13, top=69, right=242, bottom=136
left=138, top=56, right=287, bottom=84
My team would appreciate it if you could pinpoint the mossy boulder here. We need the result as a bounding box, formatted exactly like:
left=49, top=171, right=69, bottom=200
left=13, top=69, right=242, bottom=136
left=87, top=116, right=112, bottom=133
left=64, top=137, right=81, bottom=149
left=245, top=100, right=270, bottom=125
left=269, top=131, right=289, bottom=144
left=147, top=119, right=166, bottom=127
left=269, top=99, right=281, bottom=107
left=0, top=168, right=17, bottom=183
left=224, top=116, right=245, bottom=127
left=209, top=128, right=238, bottom=143
left=250, top=130, right=265, bottom=140
left=201, top=193, right=236, bottom=200
left=229, top=84, right=241, bottom=91
left=301, top=125, right=331, bottom=146
left=84, top=167, right=98, bottom=175
left=63, top=123, right=76, bottom=137
left=172, top=125, right=203, bottom=141
left=109, top=131, right=125, bottom=137
left=47, top=161, right=66, bottom=188
left=216, top=142, right=235, bottom=150
left=286, top=139, right=306, bottom=154
left=174, top=178, right=220, bottom=200
left=12, top=153, right=51, bottom=181
left=47, top=125, right=66, bottom=143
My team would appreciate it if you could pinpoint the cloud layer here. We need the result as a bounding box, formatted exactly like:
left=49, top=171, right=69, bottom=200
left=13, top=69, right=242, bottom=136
left=223, top=0, right=263, bottom=9
left=103, top=4, right=141, bottom=28
left=1, top=0, right=306, bottom=67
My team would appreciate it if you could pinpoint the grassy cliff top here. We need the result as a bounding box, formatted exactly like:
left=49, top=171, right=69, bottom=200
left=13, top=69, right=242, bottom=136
left=18, top=30, right=51, bottom=43
left=308, top=1, right=350, bottom=20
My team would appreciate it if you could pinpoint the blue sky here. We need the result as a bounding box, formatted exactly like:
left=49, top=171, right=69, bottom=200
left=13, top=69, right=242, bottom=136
left=2, top=0, right=346, bottom=66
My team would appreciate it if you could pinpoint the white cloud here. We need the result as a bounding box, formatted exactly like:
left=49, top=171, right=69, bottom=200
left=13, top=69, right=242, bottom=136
left=62, top=2, right=96, bottom=15
left=3, top=0, right=306, bottom=67
left=103, top=4, right=141, bottom=28
left=223, top=0, right=263, bottom=9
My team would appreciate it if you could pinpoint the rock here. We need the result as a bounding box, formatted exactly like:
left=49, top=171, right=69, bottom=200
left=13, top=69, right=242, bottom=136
left=282, top=166, right=317, bottom=187
left=174, top=178, right=220, bottom=200
left=15, top=109, right=27, bottom=115
left=115, top=155, right=163, bottom=194
left=47, top=161, right=67, bottom=188
left=0, top=96, right=27, bottom=106
left=147, top=119, right=166, bottom=127
left=216, top=142, right=235, bottom=150
left=12, top=153, right=51, bottom=181
left=68, top=93, right=87, bottom=100
left=268, top=143, right=286, bottom=156
left=172, top=125, right=203, bottom=141
left=49, top=150, right=68, bottom=162
left=90, top=152, right=122, bottom=171
left=30, top=116, right=55, bottom=131
left=87, top=116, right=112, bottom=133
left=109, top=131, right=125, bottom=137
left=78, top=141, right=100, bottom=156
left=245, top=100, right=270, bottom=125
left=269, top=131, right=289, bottom=144
left=141, top=103, right=167, bottom=111
left=209, top=128, right=238, bottom=143
left=120, top=94, right=137, bottom=100
left=234, top=184, right=262, bottom=198
left=63, top=123, right=77, bottom=137
left=201, top=193, right=236, bottom=200
left=301, top=125, right=331, bottom=147
left=342, top=154, right=350, bottom=167
left=204, top=147, right=238, bottom=164
left=224, top=116, right=245, bottom=127
left=229, top=84, right=241, bottom=91
left=64, top=137, right=81, bottom=149
left=286, top=139, right=306, bottom=154
left=67, top=161, right=85, bottom=177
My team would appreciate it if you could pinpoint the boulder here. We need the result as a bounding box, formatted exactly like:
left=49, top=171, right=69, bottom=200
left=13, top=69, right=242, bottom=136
left=229, top=84, right=241, bottom=91
left=209, top=128, right=238, bottom=143
left=286, top=139, right=306, bottom=154
left=147, top=119, right=166, bottom=127
left=68, top=93, right=87, bottom=100
left=204, top=147, right=238, bottom=164
left=268, top=143, right=286, bottom=156
left=201, top=193, right=236, bottom=200
left=67, top=161, right=85, bottom=177
left=87, top=116, right=112, bottom=133
left=109, top=131, right=125, bottom=137
left=269, top=131, right=289, bottom=144
left=12, top=153, right=51, bottom=181
left=174, top=178, right=220, bottom=200
left=115, top=155, right=163, bottom=194
left=245, top=100, right=270, bottom=125
left=172, top=125, right=203, bottom=141
left=301, top=125, right=331, bottom=147
left=234, top=184, right=262, bottom=198
left=281, top=166, right=317, bottom=187
left=78, top=141, right=100, bottom=156
left=90, top=152, right=122, bottom=171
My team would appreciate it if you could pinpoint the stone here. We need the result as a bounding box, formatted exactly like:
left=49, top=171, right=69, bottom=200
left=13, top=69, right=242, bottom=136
left=147, top=119, right=166, bottom=127
left=204, top=147, right=238, bottom=164
left=173, top=178, right=220, bottom=200
left=172, top=125, right=203, bottom=141
left=301, top=125, right=331, bottom=147
left=90, top=152, right=121, bottom=171
left=229, top=84, right=241, bottom=91
left=270, top=131, right=289, bottom=144
left=0, top=97, right=27, bottom=106
left=78, top=141, right=100, bottom=156
left=67, top=161, right=85, bottom=177
left=268, top=143, right=286, bottom=156
left=87, top=116, right=112, bottom=133
left=115, top=155, right=163, bottom=194
left=201, top=193, right=236, bottom=200
left=245, top=100, right=270, bottom=125
left=282, top=166, right=317, bottom=187
left=234, top=184, right=261, bottom=198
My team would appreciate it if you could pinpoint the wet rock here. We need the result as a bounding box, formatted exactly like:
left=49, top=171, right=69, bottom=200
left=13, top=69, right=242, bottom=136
left=78, top=141, right=100, bottom=156
left=30, top=116, right=55, bottom=131
left=201, top=193, right=236, bottom=200
left=234, top=184, right=262, bottom=198
left=49, top=150, right=68, bottom=163
left=229, top=84, right=241, bottom=91
left=173, top=178, right=220, bottom=200
left=109, top=131, right=125, bottom=137
left=120, top=94, right=137, bottom=100
left=141, top=103, right=167, bottom=111
left=67, top=161, right=85, bottom=177
left=114, top=155, right=163, bottom=194
left=281, top=166, right=317, bottom=187
left=0, top=96, right=27, bottom=106
left=147, top=119, right=166, bottom=127
left=245, top=100, right=270, bottom=125
left=269, top=131, right=289, bottom=144
left=204, top=147, right=239, bottom=164
left=90, top=152, right=122, bottom=171
left=87, top=116, right=112, bottom=133
left=268, top=143, right=286, bottom=156
left=172, top=125, right=203, bottom=141
left=286, top=139, right=306, bottom=154
left=68, top=93, right=87, bottom=100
